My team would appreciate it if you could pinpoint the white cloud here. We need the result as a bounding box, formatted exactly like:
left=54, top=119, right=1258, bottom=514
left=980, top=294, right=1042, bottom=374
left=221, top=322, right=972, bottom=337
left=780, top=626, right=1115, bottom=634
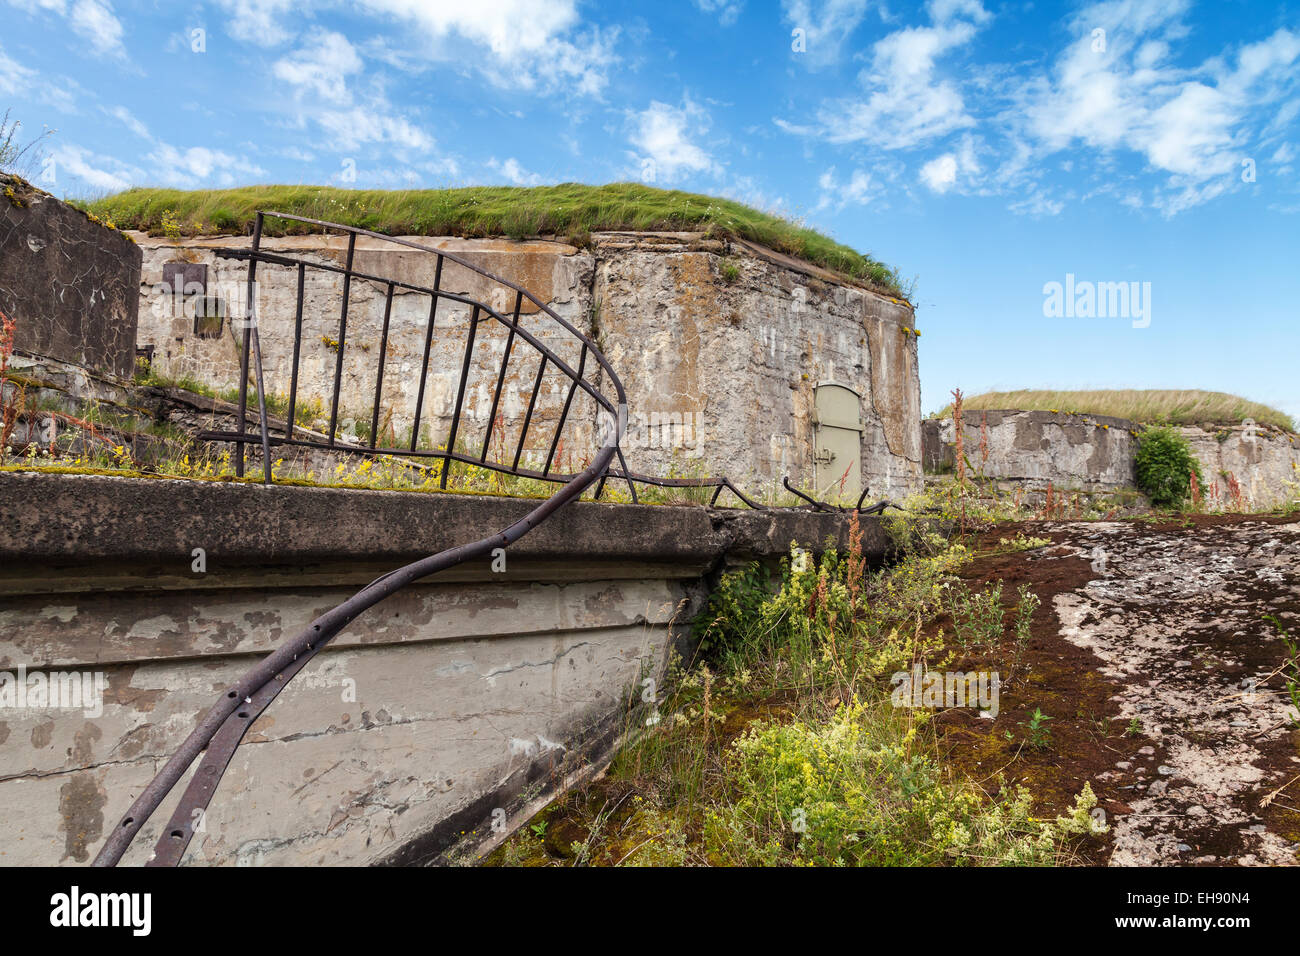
left=694, top=0, right=744, bottom=27
left=271, top=30, right=435, bottom=152
left=489, top=157, right=545, bottom=186
left=105, top=105, right=149, bottom=139
left=781, top=0, right=874, bottom=68
left=782, top=0, right=1300, bottom=216
left=212, top=0, right=299, bottom=47
left=1015, top=1, right=1300, bottom=213
left=0, top=44, right=39, bottom=95
left=0, top=43, right=79, bottom=112
left=1008, top=191, right=1065, bottom=217
left=359, top=0, right=580, bottom=57
left=628, top=99, right=720, bottom=182
left=48, top=143, right=137, bottom=192
left=815, top=165, right=881, bottom=210
left=313, top=107, right=434, bottom=152
left=67, top=102, right=270, bottom=189
left=209, top=0, right=618, bottom=96
left=68, top=0, right=125, bottom=57
left=278, top=145, right=316, bottom=162
left=919, top=154, right=957, bottom=192
left=272, top=29, right=363, bottom=104
left=919, top=133, right=980, bottom=192
left=792, top=0, right=988, bottom=149
left=5, top=0, right=127, bottom=59
left=145, top=143, right=266, bottom=187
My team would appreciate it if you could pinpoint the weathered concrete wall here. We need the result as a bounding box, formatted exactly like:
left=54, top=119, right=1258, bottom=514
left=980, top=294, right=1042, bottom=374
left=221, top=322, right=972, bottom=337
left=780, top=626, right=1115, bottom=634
left=0, top=472, right=886, bottom=866
left=923, top=410, right=1137, bottom=489
left=1, top=174, right=141, bottom=378
left=131, top=230, right=922, bottom=497
left=1181, top=423, right=1300, bottom=509
left=923, top=410, right=1300, bottom=508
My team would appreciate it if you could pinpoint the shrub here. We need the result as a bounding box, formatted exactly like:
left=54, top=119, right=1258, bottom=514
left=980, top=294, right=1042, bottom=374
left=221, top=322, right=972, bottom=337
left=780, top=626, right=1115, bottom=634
left=1134, top=426, right=1203, bottom=509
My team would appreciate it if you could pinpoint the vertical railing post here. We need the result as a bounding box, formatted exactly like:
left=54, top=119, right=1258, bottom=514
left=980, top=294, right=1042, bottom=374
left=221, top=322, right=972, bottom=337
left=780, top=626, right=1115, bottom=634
left=285, top=262, right=306, bottom=441
left=246, top=213, right=274, bottom=484
left=328, top=231, right=357, bottom=446
left=441, top=304, right=479, bottom=489
left=369, top=282, right=394, bottom=450
left=234, top=216, right=261, bottom=478
left=410, top=256, right=444, bottom=454
left=514, top=355, right=548, bottom=472
left=481, top=290, right=522, bottom=462
left=544, top=344, right=586, bottom=476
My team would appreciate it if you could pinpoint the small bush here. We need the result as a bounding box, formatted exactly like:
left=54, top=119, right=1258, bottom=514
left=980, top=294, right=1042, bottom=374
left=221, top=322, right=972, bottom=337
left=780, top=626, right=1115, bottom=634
left=1134, top=426, right=1203, bottom=509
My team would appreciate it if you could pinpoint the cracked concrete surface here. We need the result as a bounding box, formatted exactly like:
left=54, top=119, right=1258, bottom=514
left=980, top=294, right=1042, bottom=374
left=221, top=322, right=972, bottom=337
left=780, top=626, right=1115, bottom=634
left=0, top=620, right=669, bottom=865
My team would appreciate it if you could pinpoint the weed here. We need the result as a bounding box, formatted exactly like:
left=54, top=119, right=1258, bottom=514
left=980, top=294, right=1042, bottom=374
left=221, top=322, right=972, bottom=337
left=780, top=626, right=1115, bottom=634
left=1019, top=707, right=1054, bottom=750
left=1264, top=615, right=1300, bottom=729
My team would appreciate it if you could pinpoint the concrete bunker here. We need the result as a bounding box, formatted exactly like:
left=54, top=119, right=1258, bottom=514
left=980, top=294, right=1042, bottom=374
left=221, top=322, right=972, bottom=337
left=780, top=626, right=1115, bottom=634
left=133, top=230, right=923, bottom=500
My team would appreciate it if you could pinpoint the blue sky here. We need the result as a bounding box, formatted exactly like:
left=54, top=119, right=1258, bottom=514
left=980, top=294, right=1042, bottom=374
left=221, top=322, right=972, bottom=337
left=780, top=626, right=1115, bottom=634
left=3, top=0, right=1298, bottom=419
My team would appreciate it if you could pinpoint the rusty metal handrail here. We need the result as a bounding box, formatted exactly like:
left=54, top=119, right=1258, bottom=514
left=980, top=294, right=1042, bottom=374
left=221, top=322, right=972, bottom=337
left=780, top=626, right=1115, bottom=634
left=93, top=212, right=632, bottom=866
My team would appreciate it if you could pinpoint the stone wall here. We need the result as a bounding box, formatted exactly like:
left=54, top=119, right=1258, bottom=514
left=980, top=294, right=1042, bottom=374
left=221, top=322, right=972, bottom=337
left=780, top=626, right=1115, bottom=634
left=923, top=410, right=1137, bottom=488
left=923, top=410, right=1300, bottom=509
left=1181, top=424, right=1300, bottom=509
left=0, top=471, right=888, bottom=866
left=1, top=174, right=141, bottom=378
left=131, top=230, right=922, bottom=498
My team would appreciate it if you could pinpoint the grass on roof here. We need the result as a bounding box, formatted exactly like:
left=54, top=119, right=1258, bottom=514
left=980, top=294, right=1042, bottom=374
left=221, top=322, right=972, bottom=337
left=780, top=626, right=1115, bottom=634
left=934, top=389, right=1295, bottom=432
left=80, top=182, right=907, bottom=298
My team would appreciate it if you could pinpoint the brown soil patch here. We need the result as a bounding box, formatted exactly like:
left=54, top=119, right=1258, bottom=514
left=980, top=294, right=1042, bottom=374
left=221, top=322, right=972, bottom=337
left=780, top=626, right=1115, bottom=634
left=937, top=517, right=1300, bottom=865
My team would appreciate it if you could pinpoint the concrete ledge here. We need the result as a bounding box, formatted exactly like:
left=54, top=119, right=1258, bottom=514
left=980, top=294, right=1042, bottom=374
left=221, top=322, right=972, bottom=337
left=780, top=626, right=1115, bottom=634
left=0, top=472, right=887, bottom=867
left=0, top=471, right=886, bottom=574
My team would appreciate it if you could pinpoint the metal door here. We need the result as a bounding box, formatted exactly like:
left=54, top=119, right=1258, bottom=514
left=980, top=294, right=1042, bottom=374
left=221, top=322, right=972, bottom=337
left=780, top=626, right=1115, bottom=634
left=813, top=382, right=863, bottom=501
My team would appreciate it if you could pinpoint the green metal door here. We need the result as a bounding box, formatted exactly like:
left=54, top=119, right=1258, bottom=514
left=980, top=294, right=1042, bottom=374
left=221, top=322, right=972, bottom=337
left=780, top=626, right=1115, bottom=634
left=813, top=382, right=863, bottom=501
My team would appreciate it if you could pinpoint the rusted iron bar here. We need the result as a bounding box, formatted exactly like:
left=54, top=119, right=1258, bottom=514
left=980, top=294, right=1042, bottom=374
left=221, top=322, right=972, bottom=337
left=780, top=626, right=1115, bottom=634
left=513, top=354, right=548, bottom=472
left=233, top=215, right=261, bottom=478
left=410, top=258, right=444, bottom=453
left=783, top=475, right=837, bottom=511
left=214, top=248, right=614, bottom=417
left=370, top=282, right=394, bottom=448
left=544, top=344, right=586, bottom=477
left=327, top=232, right=357, bottom=447
left=441, top=305, right=480, bottom=489
left=285, top=262, right=306, bottom=437
left=481, top=291, right=522, bottom=463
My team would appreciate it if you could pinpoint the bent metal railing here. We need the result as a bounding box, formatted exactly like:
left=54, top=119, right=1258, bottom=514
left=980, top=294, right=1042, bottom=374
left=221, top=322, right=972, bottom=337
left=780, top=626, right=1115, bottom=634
left=93, top=211, right=886, bottom=866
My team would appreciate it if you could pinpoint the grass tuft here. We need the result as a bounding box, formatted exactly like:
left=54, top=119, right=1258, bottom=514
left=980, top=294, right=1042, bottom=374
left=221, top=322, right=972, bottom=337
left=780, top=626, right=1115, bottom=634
left=935, top=389, right=1294, bottom=432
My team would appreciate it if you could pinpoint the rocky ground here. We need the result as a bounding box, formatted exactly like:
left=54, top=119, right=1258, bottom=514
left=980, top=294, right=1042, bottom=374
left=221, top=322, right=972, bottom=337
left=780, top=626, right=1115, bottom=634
left=944, top=515, right=1300, bottom=866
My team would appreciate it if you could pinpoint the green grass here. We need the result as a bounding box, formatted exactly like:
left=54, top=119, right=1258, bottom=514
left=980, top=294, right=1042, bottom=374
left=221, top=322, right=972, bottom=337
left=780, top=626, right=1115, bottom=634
left=79, top=182, right=906, bottom=297
left=934, top=389, right=1295, bottom=432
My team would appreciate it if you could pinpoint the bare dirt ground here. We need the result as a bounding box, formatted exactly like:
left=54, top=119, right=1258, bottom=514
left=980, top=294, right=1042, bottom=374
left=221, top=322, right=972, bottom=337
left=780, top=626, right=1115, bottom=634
left=940, top=515, right=1300, bottom=866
